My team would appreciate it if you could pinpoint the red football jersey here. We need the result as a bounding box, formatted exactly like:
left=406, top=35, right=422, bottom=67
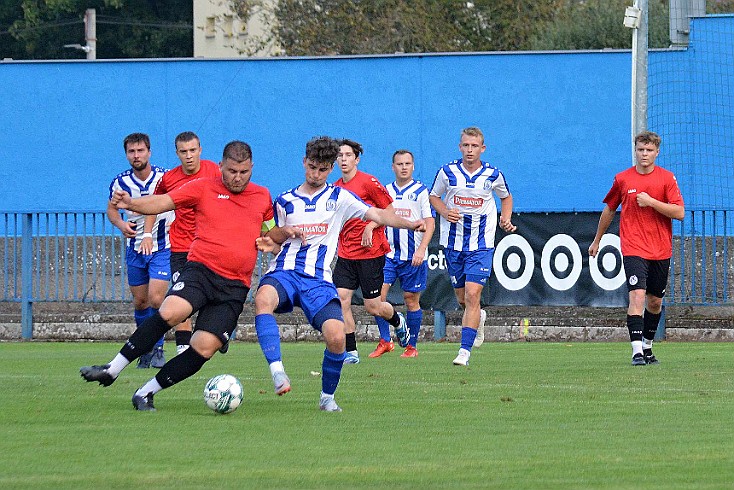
left=168, top=178, right=273, bottom=286
left=154, top=160, right=220, bottom=252
left=334, top=170, right=393, bottom=259
left=603, top=165, right=684, bottom=260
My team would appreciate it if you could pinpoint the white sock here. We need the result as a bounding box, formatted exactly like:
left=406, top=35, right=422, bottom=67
left=642, top=338, right=653, bottom=350
left=269, top=361, right=285, bottom=375
left=135, top=378, right=163, bottom=397
left=631, top=341, right=643, bottom=356
left=107, top=353, right=130, bottom=377
left=320, top=391, right=334, bottom=400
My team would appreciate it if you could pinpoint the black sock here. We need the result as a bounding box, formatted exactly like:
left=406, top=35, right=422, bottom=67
left=175, top=330, right=192, bottom=347
left=626, top=314, right=644, bottom=342
left=643, top=309, right=661, bottom=343
left=345, top=332, right=357, bottom=352
left=387, top=308, right=400, bottom=328
left=121, top=312, right=172, bottom=361
left=155, top=347, right=208, bottom=389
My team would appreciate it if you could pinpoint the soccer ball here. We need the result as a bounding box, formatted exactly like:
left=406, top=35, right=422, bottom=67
left=203, top=374, right=244, bottom=414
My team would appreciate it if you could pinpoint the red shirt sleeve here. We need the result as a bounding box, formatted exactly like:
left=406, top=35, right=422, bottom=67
left=602, top=176, right=622, bottom=210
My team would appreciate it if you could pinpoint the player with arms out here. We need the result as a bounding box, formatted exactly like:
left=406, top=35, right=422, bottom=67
left=429, top=126, right=516, bottom=366
left=333, top=139, right=410, bottom=364
left=146, top=131, right=220, bottom=355
left=253, top=136, right=426, bottom=411
left=107, top=132, right=173, bottom=369
left=370, top=149, right=435, bottom=358
left=589, top=131, right=684, bottom=366
left=81, top=141, right=282, bottom=411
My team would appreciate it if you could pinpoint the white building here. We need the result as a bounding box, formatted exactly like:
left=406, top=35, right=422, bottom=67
left=193, top=0, right=280, bottom=58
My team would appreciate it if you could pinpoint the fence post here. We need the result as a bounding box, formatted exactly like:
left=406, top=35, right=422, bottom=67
left=434, top=310, right=446, bottom=340
left=21, top=213, right=33, bottom=339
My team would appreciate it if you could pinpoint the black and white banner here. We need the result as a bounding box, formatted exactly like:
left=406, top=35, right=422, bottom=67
left=386, top=212, right=627, bottom=309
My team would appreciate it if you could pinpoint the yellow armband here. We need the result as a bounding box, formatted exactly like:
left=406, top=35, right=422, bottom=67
left=261, top=218, right=276, bottom=233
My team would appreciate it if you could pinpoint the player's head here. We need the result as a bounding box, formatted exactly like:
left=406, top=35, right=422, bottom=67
left=392, top=149, right=415, bottom=182
left=304, top=136, right=339, bottom=189
left=336, top=138, right=362, bottom=176
left=174, top=131, right=203, bottom=175
left=220, top=141, right=253, bottom=194
left=123, top=133, right=151, bottom=172
left=459, top=126, right=486, bottom=165
left=634, top=131, right=661, bottom=170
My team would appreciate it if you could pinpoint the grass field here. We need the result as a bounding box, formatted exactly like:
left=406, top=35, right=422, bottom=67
left=1, top=341, right=732, bottom=489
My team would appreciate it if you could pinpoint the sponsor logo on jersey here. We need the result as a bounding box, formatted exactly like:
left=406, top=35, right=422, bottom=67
left=627, top=188, right=637, bottom=194
left=296, top=223, right=329, bottom=235
left=218, top=194, right=230, bottom=199
left=304, top=203, right=316, bottom=211
left=395, top=208, right=412, bottom=218
left=454, top=195, right=484, bottom=208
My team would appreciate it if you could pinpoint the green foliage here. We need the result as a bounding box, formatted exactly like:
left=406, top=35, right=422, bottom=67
left=1, top=341, right=733, bottom=488
left=529, top=0, right=671, bottom=50
left=1, top=0, right=191, bottom=60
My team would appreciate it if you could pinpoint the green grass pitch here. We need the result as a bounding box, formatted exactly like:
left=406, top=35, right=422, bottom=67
left=0, top=341, right=732, bottom=489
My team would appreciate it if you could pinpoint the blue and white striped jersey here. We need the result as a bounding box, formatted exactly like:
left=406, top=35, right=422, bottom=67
left=268, top=185, right=370, bottom=282
left=108, top=165, right=173, bottom=253
left=385, top=180, right=433, bottom=262
left=430, top=159, right=510, bottom=252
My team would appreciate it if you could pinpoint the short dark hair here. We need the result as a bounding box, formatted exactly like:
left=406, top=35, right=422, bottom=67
left=222, top=141, right=252, bottom=162
left=337, top=138, right=363, bottom=157
left=175, top=131, right=200, bottom=147
left=392, top=149, right=414, bottom=162
left=306, top=136, right=340, bottom=164
left=124, top=133, right=150, bottom=151
left=635, top=131, right=661, bottom=148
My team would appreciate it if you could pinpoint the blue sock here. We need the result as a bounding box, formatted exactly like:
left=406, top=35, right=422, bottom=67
left=150, top=308, right=164, bottom=348
left=407, top=309, right=422, bottom=347
left=255, top=314, right=282, bottom=364
left=322, top=349, right=345, bottom=396
left=134, top=308, right=149, bottom=327
left=375, top=316, right=391, bottom=342
left=460, top=327, right=476, bottom=351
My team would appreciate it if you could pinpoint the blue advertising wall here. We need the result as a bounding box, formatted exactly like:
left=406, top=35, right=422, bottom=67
left=0, top=16, right=730, bottom=214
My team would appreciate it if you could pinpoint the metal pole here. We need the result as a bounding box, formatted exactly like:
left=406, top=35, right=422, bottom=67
left=633, top=0, right=648, bottom=142
left=21, top=213, right=33, bottom=339
left=84, top=8, right=96, bottom=60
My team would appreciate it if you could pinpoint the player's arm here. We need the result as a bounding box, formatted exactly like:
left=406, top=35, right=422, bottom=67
left=636, top=193, right=685, bottom=220
left=139, top=214, right=157, bottom=255
left=499, top=194, right=517, bottom=232
left=106, top=200, right=136, bottom=238
left=365, top=207, right=425, bottom=232
left=111, top=189, right=175, bottom=215
left=412, top=216, right=436, bottom=266
left=429, top=195, right=461, bottom=223
left=361, top=203, right=392, bottom=247
left=588, top=205, right=616, bottom=257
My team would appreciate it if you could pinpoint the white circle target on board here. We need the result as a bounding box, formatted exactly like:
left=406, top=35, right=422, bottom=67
left=493, top=234, right=534, bottom=291
left=589, top=233, right=625, bottom=290
left=540, top=234, right=582, bottom=291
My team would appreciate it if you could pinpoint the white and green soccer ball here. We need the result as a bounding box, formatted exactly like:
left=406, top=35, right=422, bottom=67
left=203, top=374, right=244, bottom=414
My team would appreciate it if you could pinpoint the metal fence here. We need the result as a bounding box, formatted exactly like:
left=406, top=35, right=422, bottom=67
left=1, top=210, right=731, bottom=338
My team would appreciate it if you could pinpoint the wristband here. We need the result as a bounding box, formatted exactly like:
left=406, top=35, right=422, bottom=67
left=142, top=232, right=153, bottom=239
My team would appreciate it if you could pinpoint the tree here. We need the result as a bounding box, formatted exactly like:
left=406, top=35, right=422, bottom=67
left=1, top=0, right=192, bottom=60
left=529, top=0, right=671, bottom=51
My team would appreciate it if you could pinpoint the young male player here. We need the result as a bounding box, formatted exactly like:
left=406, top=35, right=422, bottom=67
left=81, top=141, right=282, bottom=411
left=589, top=131, right=684, bottom=365
left=148, top=131, right=220, bottom=355
left=253, top=136, right=425, bottom=411
left=370, top=149, right=435, bottom=358
left=333, top=139, right=409, bottom=364
left=106, top=133, right=173, bottom=369
left=429, top=126, right=516, bottom=366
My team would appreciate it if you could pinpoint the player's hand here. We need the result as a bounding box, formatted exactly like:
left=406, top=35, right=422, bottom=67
left=499, top=216, right=516, bottom=233
left=636, top=192, right=654, bottom=208
left=281, top=226, right=307, bottom=245
left=256, top=236, right=278, bottom=253
left=411, top=219, right=426, bottom=233
left=111, top=190, right=132, bottom=210
left=412, top=248, right=426, bottom=267
left=118, top=220, right=137, bottom=239
left=445, top=209, right=462, bottom=223
left=588, top=241, right=600, bottom=257
left=361, top=228, right=373, bottom=248
left=140, top=235, right=153, bottom=255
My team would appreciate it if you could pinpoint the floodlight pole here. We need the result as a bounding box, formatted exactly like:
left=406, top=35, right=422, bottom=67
left=84, top=8, right=96, bottom=60
left=633, top=0, right=648, bottom=154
